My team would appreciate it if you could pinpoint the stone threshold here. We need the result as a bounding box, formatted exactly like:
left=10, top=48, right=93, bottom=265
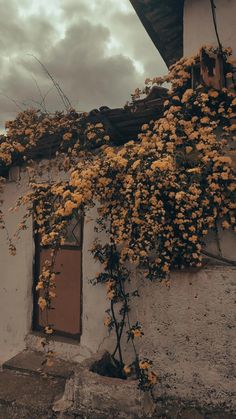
left=2, top=349, right=76, bottom=379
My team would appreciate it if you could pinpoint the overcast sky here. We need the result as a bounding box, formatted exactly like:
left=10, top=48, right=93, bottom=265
left=0, top=0, right=167, bottom=130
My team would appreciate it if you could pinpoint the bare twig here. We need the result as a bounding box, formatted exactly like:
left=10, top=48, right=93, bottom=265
left=28, top=85, right=54, bottom=112
left=31, top=74, right=49, bottom=113
left=201, top=250, right=236, bottom=266
left=27, top=54, right=72, bottom=111
left=0, top=92, right=27, bottom=112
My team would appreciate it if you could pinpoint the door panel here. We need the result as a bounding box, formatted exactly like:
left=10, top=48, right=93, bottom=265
left=34, top=219, right=83, bottom=339
left=37, top=249, right=82, bottom=336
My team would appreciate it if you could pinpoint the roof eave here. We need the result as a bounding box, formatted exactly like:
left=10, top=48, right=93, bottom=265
left=129, top=0, right=184, bottom=67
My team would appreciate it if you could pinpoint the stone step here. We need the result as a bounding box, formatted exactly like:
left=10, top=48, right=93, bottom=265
left=0, top=350, right=79, bottom=418
left=3, top=350, right=76, bottom=379
left=0, top=368, right=65, bottom=419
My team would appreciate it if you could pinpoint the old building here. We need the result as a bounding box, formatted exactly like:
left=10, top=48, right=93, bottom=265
left=0, top=0, right=235, bottom=417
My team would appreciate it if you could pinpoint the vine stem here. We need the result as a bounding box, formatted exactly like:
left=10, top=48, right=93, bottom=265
left=112, top=301, right=127, bottom=358
left=215, top=220, right=222, bottom=257
left=210, top=0, right=223, bottom=54
left=108, top=237, right=139, bottom=364
left=125, top=299, right=138, bottom=360
left=116, top=254, right=139, bottom=361
left=110, top=300, right=123, bottom=365
left=109, top=241, right=124, bottom=366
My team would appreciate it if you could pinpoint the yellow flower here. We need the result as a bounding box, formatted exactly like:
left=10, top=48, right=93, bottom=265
left=181, top=88, right=193, bottom=103
left=45, top=326, right=54, bottom=334
left=162, top=264, right=169, bottom=273
left=214, top=196, right=222, bottom=204
left=229, top=124, right=236, bottom=132
left=36, top=281, right=44, bottom=291
left=139, top=360, right=150, bottom=370
left=123, top=365, right=131, bottom=375
left=200, top=117, right=210, bottom=124
left=105, top=280, right=115, bottom=291
left=63, top=132, right=72, bottom=141
left=221, top=172, right=229, bottom=180
left=63, top=200, right=77, bottom=216
left=104, top=316, right=112, bottom=327
left=151, top=157, right=173, bottom=171
left=132, top=329, right=142, bottom=338
left=72, top=193, right=83, bottom=204
left=189, top=132, right=199, bottom=140
left=107, top=290, right=115, bottom=300
left=189, top=235, right=198, bottom=243
left=187, top=167, right=201, bottom=174
left=38, top=297, right=47, bottom=311
left=132, top=160, right=141, bottom=170
left=222, top=220, right=230, bottom=229
left=210, top=183, right=219, bottom=191
left=46, top=358, right=54, bottom=367
left=175, top=191, right=185, bottom=200
left=208, top=90, right=219, bottom=98
left=186, top=146, right=193, bottom=154
left=200, top=93, right=208, bottom=102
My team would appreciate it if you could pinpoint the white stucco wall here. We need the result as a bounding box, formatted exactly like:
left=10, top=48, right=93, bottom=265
left=0, top=172, right=34, bottom=364
left=184, top=0, right=236, bottom=56
left=137, top=267, right=236, bottom=410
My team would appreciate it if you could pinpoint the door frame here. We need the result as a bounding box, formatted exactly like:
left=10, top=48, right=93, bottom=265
left=32, top=220, right=83, bottom=341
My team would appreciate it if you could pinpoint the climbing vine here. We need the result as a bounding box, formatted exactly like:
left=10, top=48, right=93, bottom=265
left=0, top=46, right=235, bottom=391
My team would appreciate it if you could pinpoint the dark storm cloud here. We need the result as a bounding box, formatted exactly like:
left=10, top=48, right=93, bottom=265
left=32, top=20, right=139, bottom=110
left=0, top=0, right=167, bottom=130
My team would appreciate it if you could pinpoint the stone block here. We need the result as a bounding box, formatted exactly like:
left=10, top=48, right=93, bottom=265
left=72, top=351, right=155, bottom=418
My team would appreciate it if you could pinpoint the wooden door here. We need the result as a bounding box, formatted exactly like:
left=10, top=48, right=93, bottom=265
left=34, top=219, right=82, bottom=339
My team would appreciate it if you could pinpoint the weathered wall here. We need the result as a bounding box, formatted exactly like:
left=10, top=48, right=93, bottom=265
left=137, top=267, right=236, bottom=410
left=184, top=0, right=236, bottom=56
left=0, top=172, right=34, bottom=364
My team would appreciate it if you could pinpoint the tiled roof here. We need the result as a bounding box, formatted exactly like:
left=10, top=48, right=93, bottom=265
left=0, top=87, right=168, bottom=174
